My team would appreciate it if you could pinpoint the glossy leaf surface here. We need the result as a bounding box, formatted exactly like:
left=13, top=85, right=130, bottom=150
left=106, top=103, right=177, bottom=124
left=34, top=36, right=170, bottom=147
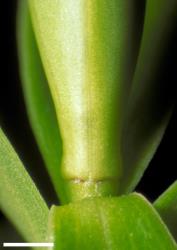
left=48, top=193, right=176, bottom=250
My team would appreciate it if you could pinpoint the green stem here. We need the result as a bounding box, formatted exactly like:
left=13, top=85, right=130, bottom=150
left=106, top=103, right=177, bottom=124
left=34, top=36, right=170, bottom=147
left=28, top=0, right=143, bottom=202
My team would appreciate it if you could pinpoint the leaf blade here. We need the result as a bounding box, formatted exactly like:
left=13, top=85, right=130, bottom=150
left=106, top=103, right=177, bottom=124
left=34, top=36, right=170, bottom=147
left=17, top=0, right=66, bottom=202
left=48, top=193, right=176, bottom=250
left=120, top=0, right=177, bottom=193
left=154, top=181, right=177, bottom=241
left=0, top=128, right=48, bottom=242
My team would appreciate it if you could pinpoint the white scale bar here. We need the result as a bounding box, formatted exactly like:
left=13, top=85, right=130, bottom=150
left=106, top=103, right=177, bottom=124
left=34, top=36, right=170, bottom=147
left=3, top=243, right=54, bottom=247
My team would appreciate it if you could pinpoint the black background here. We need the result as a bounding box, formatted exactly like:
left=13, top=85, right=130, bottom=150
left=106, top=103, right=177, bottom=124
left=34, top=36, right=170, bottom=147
left=0, top=0, right=177, bottom=243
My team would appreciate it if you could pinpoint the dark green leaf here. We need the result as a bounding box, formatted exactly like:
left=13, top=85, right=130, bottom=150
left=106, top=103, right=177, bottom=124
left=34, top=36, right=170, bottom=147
left=154, top=181, right=177, bottom=241
left=120, top=0, right=177, bottom=193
